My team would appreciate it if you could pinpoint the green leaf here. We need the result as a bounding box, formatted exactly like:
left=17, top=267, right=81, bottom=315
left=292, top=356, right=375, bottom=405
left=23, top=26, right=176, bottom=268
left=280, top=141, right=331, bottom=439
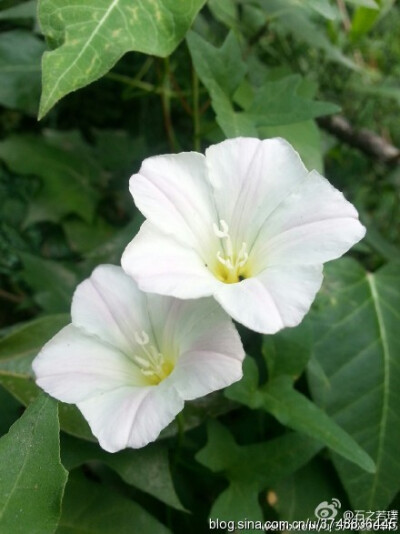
left=0, top=395, right=68, bottom=534
left=196, top=421, right=321, bottom=523
left=308, top=258, right=400, bottom=509
left=226, top=359, right=375, bottom=473
left=56, top=472, right=171, bottom=534
left=246, top=75, right=340, bottom=127
left=0, top=134, right=100, bottom=225
left=259, top=120, right=324, bottom=173
left=0, top=385, right=21, bottom=438
left=19, top=253, right=78, bottom=314
left=345, top=0, right=378, bottom=7
left=61, top=434, right=185, bottom=511
left=208, top=0, right=238, bottom=28
left=0, top=314, right=69, bottom=372
left=259, top=0, right=359, bottom=69
left=38, top=0, right=206, bottom=118
left=63, top=218, right=115, bottom=255
left=187, top=31, right=257, bottom=138
left=84, top=216, right=144, bottom=266
left=0, top=30, right=45, bottom=115
left=351, top=0, right=394, bottom=36
left=0, top=316, right=94, bottom=442
left=0, top=1, right=37, bottom=21
left=306, top=0, right=337, bottom=20
left=262, top=319, right=312, bottom=380
left=272, top=457, right=350, bottom=522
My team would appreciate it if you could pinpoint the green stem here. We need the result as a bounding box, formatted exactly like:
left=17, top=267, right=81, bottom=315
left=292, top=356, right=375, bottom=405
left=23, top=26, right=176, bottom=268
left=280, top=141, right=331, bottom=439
left=176, top=410, right=185, bottom=449
left=106, top=72, right=177, bottom=97
left=161, top=57, right=178, bottom=152
left=192, top=67, right=200, bottom=151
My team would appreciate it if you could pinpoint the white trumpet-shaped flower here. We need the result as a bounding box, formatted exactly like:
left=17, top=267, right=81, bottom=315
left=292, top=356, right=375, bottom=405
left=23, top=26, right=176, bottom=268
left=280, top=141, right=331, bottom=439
left=122, top=137, right=366, bottom=334
left=32, top=265, right=244, bottom=452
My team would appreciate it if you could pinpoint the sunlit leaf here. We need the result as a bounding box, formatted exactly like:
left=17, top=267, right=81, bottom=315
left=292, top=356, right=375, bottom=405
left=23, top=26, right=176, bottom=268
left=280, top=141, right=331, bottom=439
left=38, top=0, right=206, bottom=118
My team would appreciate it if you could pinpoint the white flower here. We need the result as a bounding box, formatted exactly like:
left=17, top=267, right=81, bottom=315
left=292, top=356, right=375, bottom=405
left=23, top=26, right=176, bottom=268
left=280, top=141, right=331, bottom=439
left=32, top=265, right=244, bottom=452
left=122, top=137, right=366, bottom=334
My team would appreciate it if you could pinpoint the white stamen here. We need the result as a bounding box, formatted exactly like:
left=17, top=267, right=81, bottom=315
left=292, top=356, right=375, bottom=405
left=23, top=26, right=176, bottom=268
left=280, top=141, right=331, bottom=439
left=133, top=355, right=151, bottom=368
left=214, top=222, right=249, bottom=277
left=133, top=330, right=169, bottom=380
left=213, top=220, right=229, bottom=238
left=134, top=330, right=149, bottom=345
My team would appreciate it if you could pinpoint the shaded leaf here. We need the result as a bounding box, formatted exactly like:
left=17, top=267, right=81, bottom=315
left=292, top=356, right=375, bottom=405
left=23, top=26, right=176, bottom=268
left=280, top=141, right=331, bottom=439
left=0, top=385, right=21, bottom=438
left=345, top=0, right=378, bottom=7
left=246, top=75, right=340, bottom=127
left=272, top=457, right=350, bottom=522
left=61, top=434, right=185, bottom=511
left=187, top=30, right=257, bottom=137
left=226, top=358, right=375, bottom=473
left=0, top=395, right=68, bottom=534
left=0, top=316, right=94, bottom=442
left=38, top=0, right=206, bottom=118
left=259, top=120, right=324, bottom=174
left=19, top=253, right=78, bottom=313
left=56, top=472, right=171, bottom=534
left=306, top=0, right=337, bottom=20
left=308, top=258, right=400, bottom=509
left=0, top=1, right=37, bottom=20
left=196, top=420, right=321, bottom=524
left=259, top=0, right=359, bottom=69
left=262, top=318, right=312, bottom=380
left=208, top=0, right=238, bottom=28
left=0, top=30, right=44, bottom=115
left=0, top=134, right=100, bottom=225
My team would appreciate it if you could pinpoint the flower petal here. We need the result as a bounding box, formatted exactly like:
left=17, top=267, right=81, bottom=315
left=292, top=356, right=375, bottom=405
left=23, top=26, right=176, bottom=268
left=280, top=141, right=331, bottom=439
left=71, top=265, right=149, bottom=354
left=122, top=221, right=218, bottom=299
left=214, top=265, right=323, bottom=334
left=130, top=151, right=216, bottom=254
left=145, top=296, right=245, bottom=398
left=251, top=170, right=366, bottom=271
left=77, top=382, right=184, bottom=452
left=205, top=137, right=309, bottom=244
left=33, top=325, right=145, bottom=404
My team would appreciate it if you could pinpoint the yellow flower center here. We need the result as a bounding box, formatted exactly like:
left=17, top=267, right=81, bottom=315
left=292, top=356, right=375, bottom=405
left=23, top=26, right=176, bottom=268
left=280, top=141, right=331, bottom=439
left=212, top=220, right=250, bottom=284
left=133, top=331, right=174, bottom=385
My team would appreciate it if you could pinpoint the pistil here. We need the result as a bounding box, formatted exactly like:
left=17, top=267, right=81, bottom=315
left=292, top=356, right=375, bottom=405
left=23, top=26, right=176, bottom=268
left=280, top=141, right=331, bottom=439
left=212, top=220, right=249, bottom=283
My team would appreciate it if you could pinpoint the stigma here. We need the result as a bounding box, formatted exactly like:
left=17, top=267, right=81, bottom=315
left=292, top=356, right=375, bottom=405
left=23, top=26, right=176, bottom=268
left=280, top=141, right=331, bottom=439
left=133, top=330, right=173, bottom=385
left=212, top=220, right=249, bottom=283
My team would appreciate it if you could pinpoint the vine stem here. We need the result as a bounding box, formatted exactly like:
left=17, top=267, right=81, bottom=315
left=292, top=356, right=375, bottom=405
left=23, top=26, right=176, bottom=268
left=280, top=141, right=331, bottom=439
left=161, top=57, right=178, bottom=152
left=192, top=67, right=200, bottom=151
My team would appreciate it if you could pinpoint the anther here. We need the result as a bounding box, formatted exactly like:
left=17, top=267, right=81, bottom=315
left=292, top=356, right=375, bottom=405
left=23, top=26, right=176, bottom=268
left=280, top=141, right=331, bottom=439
left=133, top=355, right=151, bottom=368
left=134, top=330, right=149, bottom=346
